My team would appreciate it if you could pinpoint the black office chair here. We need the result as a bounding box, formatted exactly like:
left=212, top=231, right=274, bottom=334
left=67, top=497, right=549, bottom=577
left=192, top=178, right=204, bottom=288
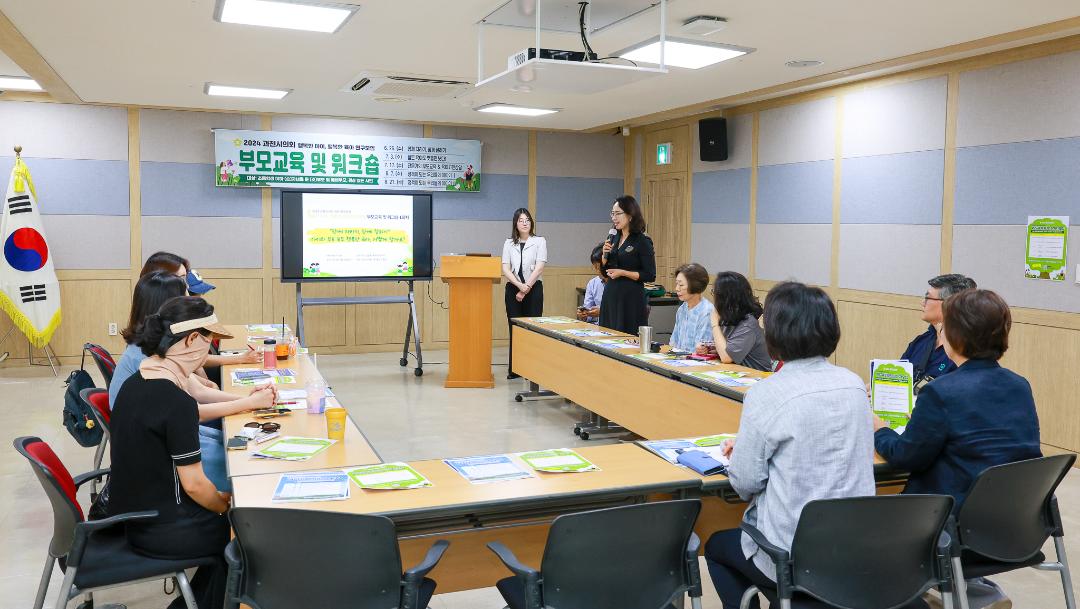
left=15, top=436, right=212, bottom=609
left=947, top=454, right=1076, bottom=609
left=487, top=499, right=703, bottom=609
left=82, top=343, right=115, bottom=389
left=739, top=495, right=955, bottom=609
left=225, top=507, right=449, bottom=609
left=79, top=387, right=112, bottom=498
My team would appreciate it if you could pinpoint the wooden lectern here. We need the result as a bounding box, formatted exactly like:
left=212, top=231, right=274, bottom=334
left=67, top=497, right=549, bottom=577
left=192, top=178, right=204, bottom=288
left=440, top=255, right=502, bottom=388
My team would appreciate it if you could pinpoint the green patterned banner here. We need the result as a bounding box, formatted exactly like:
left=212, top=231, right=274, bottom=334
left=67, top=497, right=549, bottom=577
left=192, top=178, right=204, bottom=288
left=213, top=129, right=482, bottom=191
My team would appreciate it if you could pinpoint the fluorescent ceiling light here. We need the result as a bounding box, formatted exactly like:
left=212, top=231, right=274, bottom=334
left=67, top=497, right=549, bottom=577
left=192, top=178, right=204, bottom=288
left=616, top=37, right=753, bottom=69
left=206, top=83, right=290, bottom=99
left=475, top=103, right=558, bottom=117
left=0, top=76, right=42, bottom=91
left=215, top=0, right=358, bottom=33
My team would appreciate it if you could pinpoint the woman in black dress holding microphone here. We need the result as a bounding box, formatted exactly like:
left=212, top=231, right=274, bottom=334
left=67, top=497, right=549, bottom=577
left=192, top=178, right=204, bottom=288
left=600, top=195, right=656, bottom=334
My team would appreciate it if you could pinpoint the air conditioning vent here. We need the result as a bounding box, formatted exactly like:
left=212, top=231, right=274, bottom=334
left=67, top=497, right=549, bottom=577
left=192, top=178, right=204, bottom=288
left=342, top=71, right=471, bottom=99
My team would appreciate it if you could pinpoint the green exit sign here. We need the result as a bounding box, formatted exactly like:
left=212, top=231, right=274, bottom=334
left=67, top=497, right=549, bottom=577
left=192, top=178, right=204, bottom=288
left=656, top=142, right=672, bottom=165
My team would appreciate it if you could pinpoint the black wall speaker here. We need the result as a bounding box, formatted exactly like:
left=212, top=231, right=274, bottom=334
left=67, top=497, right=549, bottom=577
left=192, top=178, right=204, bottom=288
left=699, top=117, right=728, bottom=162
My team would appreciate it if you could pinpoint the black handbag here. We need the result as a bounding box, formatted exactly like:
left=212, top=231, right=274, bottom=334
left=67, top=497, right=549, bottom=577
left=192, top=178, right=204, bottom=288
left=62, top=348, right=104, bottom=447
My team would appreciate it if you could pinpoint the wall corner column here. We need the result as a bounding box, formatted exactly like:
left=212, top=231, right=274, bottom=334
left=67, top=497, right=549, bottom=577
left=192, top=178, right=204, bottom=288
left=260, top=114, right=273, bottom=321
left=528, top=130, right=537, bottom=217
left=940, top=71, right=960, bottom=274
left=127, top=107, right=141, bottom=284
left=829, top=96, right=844, bottom=291
left=748, top=112, right=760, bottom=280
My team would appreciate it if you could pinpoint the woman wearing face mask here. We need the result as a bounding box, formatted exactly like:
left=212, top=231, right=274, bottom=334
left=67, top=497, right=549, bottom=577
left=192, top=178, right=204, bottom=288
left=110, top=271, right=274, bottom=491
left=108, top=296, right=234, bottom=609
left=502, top=208, right=547, bottom=379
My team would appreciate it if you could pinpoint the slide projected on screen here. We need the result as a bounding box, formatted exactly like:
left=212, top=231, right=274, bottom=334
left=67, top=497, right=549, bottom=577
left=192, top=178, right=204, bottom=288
left=301, top=193, right=415, bottom=278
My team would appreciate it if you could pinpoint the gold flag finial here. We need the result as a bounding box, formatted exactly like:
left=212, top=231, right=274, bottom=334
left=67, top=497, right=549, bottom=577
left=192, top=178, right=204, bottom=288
left=13, top=145, right=21, bottom=158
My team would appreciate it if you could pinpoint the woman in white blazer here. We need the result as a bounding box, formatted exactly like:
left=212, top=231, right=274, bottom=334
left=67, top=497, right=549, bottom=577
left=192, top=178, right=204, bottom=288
left=502, top=208, right=547, bottom=379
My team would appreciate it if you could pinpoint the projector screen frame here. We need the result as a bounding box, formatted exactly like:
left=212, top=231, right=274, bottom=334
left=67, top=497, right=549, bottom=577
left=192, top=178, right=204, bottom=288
left=279, top=188, right=435, bottom=284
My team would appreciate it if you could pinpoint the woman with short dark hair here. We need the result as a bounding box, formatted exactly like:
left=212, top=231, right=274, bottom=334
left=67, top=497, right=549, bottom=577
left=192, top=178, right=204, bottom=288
left=875, top=289, right=1039, bottom=609
left=702, top=271, right=771, bottom=371
left=668, top=263, right=713, bottom=352
left=599, top=195, right=656, bottom=334
left=704, top=282, right=873, bottom=609
left=875, top=288, right=1039, bottom=501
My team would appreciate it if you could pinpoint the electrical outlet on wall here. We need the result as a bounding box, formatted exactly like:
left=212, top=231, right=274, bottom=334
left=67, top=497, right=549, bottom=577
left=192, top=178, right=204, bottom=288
left=108, top=323, right=118, bottom=336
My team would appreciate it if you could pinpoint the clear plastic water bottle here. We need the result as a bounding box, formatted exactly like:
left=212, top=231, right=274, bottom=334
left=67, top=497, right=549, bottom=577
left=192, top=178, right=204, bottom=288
left=306, top=378, right=326, bottom=414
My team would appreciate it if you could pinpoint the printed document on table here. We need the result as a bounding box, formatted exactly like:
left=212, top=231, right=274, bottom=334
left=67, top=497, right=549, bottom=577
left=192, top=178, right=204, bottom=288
left=231, top=368, right=298, bottom=386
left=689, top=370, right=759, bottom=388
left=640, top=434, right=736, bottom=466
left=272, top=471, right=350, bottom=503
left=561, top=328, right=617, bottom=338
left=516, top=448, right=599, bottom=473
left=444, top=454, right=533, bottom=484
left=247, top=324, right=292, bottom=333
left=252, top=437, right=335, bottom=461
left=345, top=463, right=432, bottom=490
left=871, top=359, right=914, bottom=433
left=591, top=338, right=639, bottom=351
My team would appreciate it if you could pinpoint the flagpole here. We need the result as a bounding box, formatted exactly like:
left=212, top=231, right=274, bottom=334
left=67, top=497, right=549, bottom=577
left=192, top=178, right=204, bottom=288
left=0, top=147, right=17, bottom=363
left=6, top=145, right=59, bottom=375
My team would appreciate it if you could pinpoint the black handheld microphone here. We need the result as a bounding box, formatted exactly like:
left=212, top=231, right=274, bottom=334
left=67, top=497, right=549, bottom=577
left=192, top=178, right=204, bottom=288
left=606, top=226, right=618, bottom=247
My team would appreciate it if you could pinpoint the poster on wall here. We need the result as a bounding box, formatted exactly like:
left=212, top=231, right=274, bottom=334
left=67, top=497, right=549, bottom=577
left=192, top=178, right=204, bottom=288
left=213, top=129, right=481, bottom=192
left=1025, top=216, right=1069, bottom=281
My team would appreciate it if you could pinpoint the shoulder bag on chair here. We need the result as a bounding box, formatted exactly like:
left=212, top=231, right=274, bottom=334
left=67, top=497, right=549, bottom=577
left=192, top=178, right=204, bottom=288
left=62, top=348, right=103, bottom=447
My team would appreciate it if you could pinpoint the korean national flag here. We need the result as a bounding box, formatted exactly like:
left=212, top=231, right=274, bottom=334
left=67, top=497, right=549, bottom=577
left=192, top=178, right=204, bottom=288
left=0, top=158, right=60, bottom=347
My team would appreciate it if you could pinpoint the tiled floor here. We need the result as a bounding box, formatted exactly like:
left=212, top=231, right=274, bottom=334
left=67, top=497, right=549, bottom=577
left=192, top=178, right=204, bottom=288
left=2, top=348, right=1077, bottom=608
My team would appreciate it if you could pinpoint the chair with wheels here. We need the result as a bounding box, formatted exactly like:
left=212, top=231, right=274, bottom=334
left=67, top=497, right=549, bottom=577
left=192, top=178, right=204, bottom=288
left=225, top=507, right=449, bottom=609
left=487, top=499, right=704, bottom=609
left=15, top=436, right=217, bottom=609
left=78, top=388, right=111, bottom=498
left=82, top=343, right=116, bottom=389
left=739, top=494, right=956, bottom=609
left=946, top=454, right=1076, bottom=609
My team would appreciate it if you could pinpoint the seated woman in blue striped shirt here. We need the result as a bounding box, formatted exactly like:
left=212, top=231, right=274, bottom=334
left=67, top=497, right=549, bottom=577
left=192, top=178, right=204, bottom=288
left=668, top=263, right=714, bottom=352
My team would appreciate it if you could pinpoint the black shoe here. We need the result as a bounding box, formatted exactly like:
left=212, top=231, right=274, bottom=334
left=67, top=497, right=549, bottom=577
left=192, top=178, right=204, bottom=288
left=507, top=372, right=520, bottom=380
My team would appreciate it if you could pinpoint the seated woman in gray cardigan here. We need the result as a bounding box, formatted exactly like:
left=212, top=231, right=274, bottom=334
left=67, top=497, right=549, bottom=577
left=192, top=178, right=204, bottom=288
left=704, top=281, right=875, bottom=609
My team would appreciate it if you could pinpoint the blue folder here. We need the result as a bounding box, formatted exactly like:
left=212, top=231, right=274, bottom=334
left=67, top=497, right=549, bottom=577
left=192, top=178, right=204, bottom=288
left=676, top=449, right=728, bottom=476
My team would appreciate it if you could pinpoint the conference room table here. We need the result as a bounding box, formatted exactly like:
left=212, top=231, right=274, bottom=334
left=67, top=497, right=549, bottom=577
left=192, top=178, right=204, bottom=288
left=217, top=325, right=381, bottom=478
left=220, top=320, right=906, bottom=594
left=510, top=316, right=765, bottom=439
left=232, top=442, right=707, bottom=592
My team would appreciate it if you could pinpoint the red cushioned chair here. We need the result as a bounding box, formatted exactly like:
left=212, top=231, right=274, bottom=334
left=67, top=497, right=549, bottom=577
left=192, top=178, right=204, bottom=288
left=82, top=343, right=115, bottom=389
left=78, top=388, right=111, bottom=498
left=14, top=436, right=214, bottom=609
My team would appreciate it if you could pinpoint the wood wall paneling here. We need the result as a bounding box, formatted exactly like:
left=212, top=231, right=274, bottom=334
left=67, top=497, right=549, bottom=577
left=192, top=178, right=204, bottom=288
left=644, top=126, right=689, bottom=176
left=50, top=279, right=131, bottom=357
left=199, top=277, right=264, bottom=327
left=271, top=280, right=348, bottom=348
left=353, top=281, right=419, bottom=346
left=1001, top=323, right=1080, bottom=451
left=833, top=299, right=928, bottom=383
